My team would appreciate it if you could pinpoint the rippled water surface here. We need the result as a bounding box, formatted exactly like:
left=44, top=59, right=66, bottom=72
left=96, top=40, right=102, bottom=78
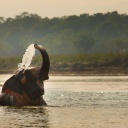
left=1, top=75, right=128, bottom=127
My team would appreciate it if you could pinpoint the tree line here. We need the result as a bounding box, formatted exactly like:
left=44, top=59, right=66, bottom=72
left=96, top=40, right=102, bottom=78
left=0, top=11, right=128, bottom=56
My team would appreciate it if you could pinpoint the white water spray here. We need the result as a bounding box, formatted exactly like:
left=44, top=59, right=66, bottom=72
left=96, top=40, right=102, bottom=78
left=18, top=44, right=36, bottom=71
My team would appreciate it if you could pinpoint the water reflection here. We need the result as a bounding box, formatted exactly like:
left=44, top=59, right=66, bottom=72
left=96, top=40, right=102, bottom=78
left=0, top=106, right=50, bottom=128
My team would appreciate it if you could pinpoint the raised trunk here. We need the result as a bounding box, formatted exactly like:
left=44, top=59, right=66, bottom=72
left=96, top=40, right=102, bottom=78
left=34, top=44, right=50, bottom=80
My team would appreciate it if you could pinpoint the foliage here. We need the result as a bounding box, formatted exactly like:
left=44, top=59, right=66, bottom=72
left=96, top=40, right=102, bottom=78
left=0, top=11, right=127, bottom=56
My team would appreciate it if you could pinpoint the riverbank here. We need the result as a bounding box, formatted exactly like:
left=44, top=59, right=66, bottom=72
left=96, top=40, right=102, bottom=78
left=50, top=68, right=128, bottom=76
left=1, top=67, right=128, bottom=76
left=1, top=53, right=128, bottom=76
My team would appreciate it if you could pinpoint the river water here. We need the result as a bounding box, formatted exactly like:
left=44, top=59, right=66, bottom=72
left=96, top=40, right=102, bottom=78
left=0, top=75, right=128, bottom=127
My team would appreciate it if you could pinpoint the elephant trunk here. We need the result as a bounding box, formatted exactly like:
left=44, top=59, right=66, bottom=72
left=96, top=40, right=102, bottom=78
left=34, top=44, right=50, bottom=80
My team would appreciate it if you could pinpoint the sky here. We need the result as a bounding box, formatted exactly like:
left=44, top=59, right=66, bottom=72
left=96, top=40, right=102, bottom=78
left=0, top=0, right=128, bottom=18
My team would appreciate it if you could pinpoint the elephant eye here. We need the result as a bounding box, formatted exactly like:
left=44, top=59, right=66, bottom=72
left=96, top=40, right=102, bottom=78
left=27, top=73, right=34, bottom=79
left=24, top=70, right=38, bottom=82
left=29, top=75, right=37, bottom=82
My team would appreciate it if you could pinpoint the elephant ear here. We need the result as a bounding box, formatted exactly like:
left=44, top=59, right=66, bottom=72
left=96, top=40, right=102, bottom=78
left=2, top=75, right=23, bottom=95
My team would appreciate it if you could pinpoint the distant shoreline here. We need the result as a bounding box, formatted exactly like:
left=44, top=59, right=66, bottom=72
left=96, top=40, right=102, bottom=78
left=1, top=68, right=128, bottom=76
left=50, top=69, right=128, bottom=76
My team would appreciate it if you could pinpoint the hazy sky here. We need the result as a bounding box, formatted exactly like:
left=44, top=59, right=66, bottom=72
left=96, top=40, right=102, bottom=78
left=0, top=0, right=128, bottom=18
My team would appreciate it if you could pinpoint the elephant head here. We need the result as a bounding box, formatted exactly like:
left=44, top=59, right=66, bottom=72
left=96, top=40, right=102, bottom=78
left=0, top=44, right=50, bottom=106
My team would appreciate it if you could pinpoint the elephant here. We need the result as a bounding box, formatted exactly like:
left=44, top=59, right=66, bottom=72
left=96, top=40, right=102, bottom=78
left=0, top=44, right=50, bottom=106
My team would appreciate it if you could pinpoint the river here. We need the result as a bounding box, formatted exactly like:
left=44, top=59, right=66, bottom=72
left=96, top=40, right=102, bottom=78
left=0, top=75, right=128, bottom=127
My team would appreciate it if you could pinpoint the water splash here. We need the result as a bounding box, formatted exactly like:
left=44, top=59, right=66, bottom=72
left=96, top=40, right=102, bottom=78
left=18, top=44, right=36, bottom=71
